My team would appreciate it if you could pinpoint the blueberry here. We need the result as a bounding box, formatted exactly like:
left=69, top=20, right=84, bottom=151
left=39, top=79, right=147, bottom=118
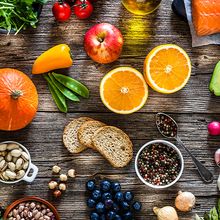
left=92, top=189, right=102, bottom=201
left=100, top=180, right=111, bottom=192
left=132, top=201, right=142, bottom=212
left=100, top=214, right=106, bottom=220
left=114, top=192, right=124, bottom=203
left=86, top=180, right=96, bottom=191
left=106, top=211, right=116, bottom=220
left=104, top=199, right=114, bottom=209
left=124, top=191, right=134, bottom=202
left=120, top=201, right=130, bottom=211
left=123, top=212, right=133, bottom=220
left=96, top=202, right=105, bottom=214
left=111, top=182, right=121, bottom=192
left=112, top=203, right=120, bottom=213
left=90, top=212, right=100, bottom=220
left=102, top=192, right=112, bottom=201
left=115, top=215, right=122, bottom=220
left=87, top=198, right=96, bottom=208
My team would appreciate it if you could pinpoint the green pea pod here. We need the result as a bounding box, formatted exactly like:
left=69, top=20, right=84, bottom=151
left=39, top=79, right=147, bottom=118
left=44, top=75, right=68, bottom=113
left=48, top=73, right=80, bottom=102
left=52, top=72, right=89, bottom=98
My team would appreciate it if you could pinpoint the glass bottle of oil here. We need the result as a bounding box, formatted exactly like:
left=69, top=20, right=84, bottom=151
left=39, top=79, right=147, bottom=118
left=122, top=0, right=161, bottom=15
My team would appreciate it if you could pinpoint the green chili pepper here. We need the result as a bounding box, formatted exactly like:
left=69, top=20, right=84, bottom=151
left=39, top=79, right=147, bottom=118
left=52, top=72, right=89, bottom=98
left=44, top=75, right=67, bottom=113
left=48, top=73, right=80, bottom=102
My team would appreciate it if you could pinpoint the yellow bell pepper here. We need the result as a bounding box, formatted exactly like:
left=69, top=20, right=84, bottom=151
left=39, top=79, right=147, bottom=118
left=32, top=44, right=73, bottom=74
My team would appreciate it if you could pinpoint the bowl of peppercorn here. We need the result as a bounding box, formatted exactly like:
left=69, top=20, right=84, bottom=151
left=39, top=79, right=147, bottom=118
left=135, top=140, right=184, bottom=189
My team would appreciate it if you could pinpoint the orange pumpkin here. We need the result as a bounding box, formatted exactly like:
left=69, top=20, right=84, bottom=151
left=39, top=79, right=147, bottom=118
left=0, top=68, right=38, bottom=131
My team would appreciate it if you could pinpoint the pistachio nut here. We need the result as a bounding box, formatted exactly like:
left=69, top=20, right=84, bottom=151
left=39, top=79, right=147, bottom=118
left=0, top=144, right=7, bottom=151
left=10, top=149, right=22, bottom=157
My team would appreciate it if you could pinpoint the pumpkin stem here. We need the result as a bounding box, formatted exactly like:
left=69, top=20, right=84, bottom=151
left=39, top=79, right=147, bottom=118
left=11, top=90, right=23, bottom=100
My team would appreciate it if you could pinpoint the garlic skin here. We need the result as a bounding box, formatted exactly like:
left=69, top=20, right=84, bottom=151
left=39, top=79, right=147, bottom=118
left=215, top=149, right=220, bottom=166
left=175, top=191, right=196, bottom=212
left=153, top=206, right=178, bottom=220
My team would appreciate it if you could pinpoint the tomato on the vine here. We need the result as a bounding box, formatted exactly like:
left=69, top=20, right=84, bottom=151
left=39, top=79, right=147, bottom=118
left=73, top=0, right=94, bottom=19
left=52, top=1, right=72, bottom=22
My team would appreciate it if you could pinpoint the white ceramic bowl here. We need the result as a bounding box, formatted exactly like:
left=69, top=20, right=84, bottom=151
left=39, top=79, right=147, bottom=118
left=135, top=140, right=184, bottom=189
left=0, top=141, right=38, bottom=184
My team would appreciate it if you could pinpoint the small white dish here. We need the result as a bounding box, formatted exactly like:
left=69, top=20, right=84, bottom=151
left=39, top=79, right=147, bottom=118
left=0, top=141, right=38, bottom=184
left=135, top=140, right=184, bottom=189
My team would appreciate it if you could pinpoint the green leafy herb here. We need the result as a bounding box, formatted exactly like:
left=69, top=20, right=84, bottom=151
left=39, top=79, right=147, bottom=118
left=195, top=199, right=220, bottom=220
left=0, top=0, right=47, bottom=34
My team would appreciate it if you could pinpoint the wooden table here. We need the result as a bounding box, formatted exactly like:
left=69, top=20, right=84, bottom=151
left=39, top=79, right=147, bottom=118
left=0, top=0, right=220, bottom=219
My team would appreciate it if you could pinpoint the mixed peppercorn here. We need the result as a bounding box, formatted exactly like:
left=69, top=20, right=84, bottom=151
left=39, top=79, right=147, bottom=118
left=156, top=114, right=177, bottom=138
left=138, top=143, right=181, bottom=186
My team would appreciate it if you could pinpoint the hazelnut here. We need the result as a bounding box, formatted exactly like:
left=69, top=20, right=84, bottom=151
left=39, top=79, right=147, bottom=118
left=48, top=181, right=58, bottom=190
left=52, top=165, right=61, bottom=174
left=53, top=190, right=62, bottom=198
left=67, top=169, right=76, bottom=178
left=59, top=183, right=67, bottom=191
left=60, top=174, right=68, bottom=182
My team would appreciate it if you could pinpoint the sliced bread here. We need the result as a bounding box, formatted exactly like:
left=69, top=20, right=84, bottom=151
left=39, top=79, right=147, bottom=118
left=92, top=126, right=133, bottom=168
left=78, top=120, right=106, bottom=149
left=63, top=117, right=93, bottom=154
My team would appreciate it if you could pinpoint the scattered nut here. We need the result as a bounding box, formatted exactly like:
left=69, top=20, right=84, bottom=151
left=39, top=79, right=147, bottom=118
left=67, top=169, right=75, bottom=178
left=60, top=174, right=68, bottom=182
left=59, top=183, right=67, bottom=191
left=53, top=190, right=62, bottom=198
left=48, top=181, right=58, bottom=190
left=52, top=165, right=61, bottom=174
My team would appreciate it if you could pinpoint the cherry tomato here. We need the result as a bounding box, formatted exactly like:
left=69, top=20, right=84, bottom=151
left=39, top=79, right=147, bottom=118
left=74, top=0, right=94, bottom=19
left=52, top=1, right=71, bottom=22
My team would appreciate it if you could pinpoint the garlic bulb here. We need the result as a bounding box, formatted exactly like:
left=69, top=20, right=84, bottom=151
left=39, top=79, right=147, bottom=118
left=153, top=206, right=178, bottom=220
left=175, top=191, right=196, bottom=212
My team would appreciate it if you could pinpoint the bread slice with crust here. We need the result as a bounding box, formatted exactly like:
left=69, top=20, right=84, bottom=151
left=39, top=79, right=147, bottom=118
left=92, top=126, right=133, bottom=168
left=78, top=120, right=106, bottom=149
left=63, top=117, right=93, bottom=153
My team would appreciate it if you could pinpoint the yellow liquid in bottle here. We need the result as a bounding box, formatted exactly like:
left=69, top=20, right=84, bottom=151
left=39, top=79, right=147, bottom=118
left=122, top=0, right=161, bottom=15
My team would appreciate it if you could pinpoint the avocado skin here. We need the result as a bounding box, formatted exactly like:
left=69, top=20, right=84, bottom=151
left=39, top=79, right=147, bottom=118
left=209, top=61, right=220, bottom=96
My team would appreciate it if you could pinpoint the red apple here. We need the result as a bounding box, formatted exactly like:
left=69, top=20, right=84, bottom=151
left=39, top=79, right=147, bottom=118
left=84, top=23, right=124, bottom=64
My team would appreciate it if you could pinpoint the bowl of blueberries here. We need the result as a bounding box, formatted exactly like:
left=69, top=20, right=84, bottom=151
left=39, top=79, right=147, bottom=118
left=86, top=179, right=142, bottom=220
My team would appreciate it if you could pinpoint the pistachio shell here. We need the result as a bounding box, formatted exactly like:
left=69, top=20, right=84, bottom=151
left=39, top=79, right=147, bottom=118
left=0, top=156, right=3, bottom=162
left=0, top=151, right=6, bottom=157
left=5, top=170, right=16, bottom=180
left=23, top=161, right=29, bottom=170
left=11, top=149, right=22, bottom=157
left=16, top=158, right=23, bottom=170
left=16, top=170, right=25, bottom=179
left=0, top=144, right=7, bottom=151
left=0, top=160, right=6, bottom=170
left=6, top=152, right=12, bottom=162
left=7, top=143, right=20, bottom=150
left=21, top=152, right=29, bottom=161
left=8, top=162, right=16, bottom=171
left=12, top=157, right=17, bottom=163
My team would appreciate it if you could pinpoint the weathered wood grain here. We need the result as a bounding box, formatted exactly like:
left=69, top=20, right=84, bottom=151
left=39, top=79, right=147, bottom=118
left=0, top=0, right=220, bottom=219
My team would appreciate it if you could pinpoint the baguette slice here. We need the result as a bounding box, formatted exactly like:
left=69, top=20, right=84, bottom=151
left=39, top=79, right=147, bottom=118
left=92, top=126, right=133, bottom=168
left=63, top=117, right=93, bottom=153
left=78, top=120, right=106, bottom=149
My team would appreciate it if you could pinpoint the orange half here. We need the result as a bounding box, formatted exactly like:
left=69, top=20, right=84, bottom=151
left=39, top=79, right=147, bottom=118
left=144, top=44, right=191, bottom=94
left=100, top=67, right=148, bottom=114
